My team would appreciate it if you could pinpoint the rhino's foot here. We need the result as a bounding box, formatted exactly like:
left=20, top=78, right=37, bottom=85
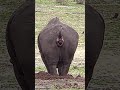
left=47, top=65, right=58, bottom=75
left=58, top=64, right=70, bottom=76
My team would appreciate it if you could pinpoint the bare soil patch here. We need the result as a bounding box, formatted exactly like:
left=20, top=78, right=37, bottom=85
left=35, top=71, right=85, bottom=89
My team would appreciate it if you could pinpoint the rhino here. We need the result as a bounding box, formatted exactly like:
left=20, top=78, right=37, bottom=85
left=85, top=5, right=105, bottom=88
left=6, top=1, right=35, bottom=90
left=38, top=17, right=79, bottom=76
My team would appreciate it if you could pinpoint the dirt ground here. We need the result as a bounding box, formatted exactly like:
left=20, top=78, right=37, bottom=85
left=35, top=71, right=85, bottom=90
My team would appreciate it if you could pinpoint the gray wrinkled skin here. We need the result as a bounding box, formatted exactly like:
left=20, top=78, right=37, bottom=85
left=38, top=17, right=79, bottom=76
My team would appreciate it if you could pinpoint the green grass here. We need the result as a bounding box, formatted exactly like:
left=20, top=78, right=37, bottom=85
left=35, top=66, right=47, bottom=72
left=69, top=66, right=85, bottom=77
left=36, top=0, right=83, bottom=6
left=35, top=65, right=85, bottom=77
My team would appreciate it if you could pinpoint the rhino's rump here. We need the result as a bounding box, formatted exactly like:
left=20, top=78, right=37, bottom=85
left=38, top=24, right=78, bottom=64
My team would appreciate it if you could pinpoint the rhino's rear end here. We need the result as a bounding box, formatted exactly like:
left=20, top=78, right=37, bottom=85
left=38, top=17, right=79, bottom=75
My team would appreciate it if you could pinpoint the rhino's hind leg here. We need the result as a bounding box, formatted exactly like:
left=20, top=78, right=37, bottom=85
left=41, top=55, right=58, bottom=75
left=58, top=63, right=70, bottom=76
left=47, top=64, right=58, bottom=75
left=40, top=54, right=51, bottom=74
left=58, top=56, right=73, bottom=76
left=57, top=61, right=63, bottom=75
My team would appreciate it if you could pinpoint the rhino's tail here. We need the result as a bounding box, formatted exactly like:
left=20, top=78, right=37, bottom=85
left=56, top=31, right=64, bottom=47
